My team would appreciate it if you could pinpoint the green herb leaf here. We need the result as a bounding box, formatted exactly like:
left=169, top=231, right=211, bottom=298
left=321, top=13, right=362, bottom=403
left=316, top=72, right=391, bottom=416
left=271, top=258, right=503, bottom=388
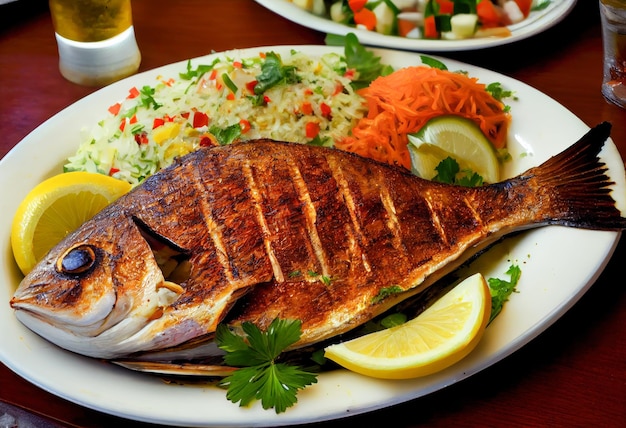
left=488, top=264, right=521, bottom=324
left=343, top=33, right=394, bottom=89
left=139, top=86, right=162, bottom=110
left=216, top=319, right=318, bottom=414
left=372, top=285, right=403, bottom=304
left=433, top=157, right=484, bottom=187
left=420, top=55, right=448, bottom=70
left=254, top=52, right=299, bottom=94
left=209, top=123, right=242, bottom=145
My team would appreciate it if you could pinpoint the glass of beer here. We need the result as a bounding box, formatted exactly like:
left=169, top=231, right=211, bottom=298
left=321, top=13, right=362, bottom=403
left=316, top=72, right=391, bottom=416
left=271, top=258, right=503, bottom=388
left=49, top=0, right=141, bottom=86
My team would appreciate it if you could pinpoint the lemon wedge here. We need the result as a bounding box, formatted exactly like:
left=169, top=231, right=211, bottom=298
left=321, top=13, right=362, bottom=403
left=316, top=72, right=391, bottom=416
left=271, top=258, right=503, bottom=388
left=408, top=115, right=500, bottom=184
left=11, top=171, right=132, bottom=275
left=324, top=273, right=491, bottom=379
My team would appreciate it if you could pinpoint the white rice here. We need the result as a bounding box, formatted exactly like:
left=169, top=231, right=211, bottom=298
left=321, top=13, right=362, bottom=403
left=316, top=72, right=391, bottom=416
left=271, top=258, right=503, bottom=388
left=64, top=49, right=368, bottom=186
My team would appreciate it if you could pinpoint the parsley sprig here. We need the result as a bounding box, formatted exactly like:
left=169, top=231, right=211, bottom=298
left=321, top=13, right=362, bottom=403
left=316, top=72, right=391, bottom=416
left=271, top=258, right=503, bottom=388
left=488, top=264, right=521, bottom=324
left=216, top=319, right=318, bottom=414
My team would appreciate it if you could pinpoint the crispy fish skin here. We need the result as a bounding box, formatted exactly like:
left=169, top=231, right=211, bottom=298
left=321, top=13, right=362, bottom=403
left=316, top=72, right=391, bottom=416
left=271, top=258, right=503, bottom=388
left=10, top=122, right=626, bottom=359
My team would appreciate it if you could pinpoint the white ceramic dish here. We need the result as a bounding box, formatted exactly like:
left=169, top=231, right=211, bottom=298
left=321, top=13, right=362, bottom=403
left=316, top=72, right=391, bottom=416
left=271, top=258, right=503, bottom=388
left=0, top=45, right=623, bottom=427
left=255, top=0, right=577, bottom=51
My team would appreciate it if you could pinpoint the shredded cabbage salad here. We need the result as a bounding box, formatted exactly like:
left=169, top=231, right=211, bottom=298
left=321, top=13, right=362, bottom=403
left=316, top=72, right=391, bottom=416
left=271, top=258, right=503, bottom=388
left=64, top=49, right=368, bottom=186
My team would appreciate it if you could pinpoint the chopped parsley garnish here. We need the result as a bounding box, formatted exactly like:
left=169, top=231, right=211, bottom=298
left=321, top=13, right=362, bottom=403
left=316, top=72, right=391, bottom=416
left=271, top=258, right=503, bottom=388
left=433, top=157, right=484, bottom=187
left=253, top=52, right=299, bottom=95
left=488, top=264, right=521, bottom=324
left=209, top=123, right=242, bottom=145
left=216, top=319, right=318, bottom=414
left=139, top=85, right=163, bottom=110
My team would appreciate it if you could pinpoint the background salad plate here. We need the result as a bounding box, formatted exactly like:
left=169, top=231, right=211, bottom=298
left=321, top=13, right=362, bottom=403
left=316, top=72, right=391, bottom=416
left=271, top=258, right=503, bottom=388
left=0, top=45, right=623, bottom=427
left=254, top=0, right=577, bottom=51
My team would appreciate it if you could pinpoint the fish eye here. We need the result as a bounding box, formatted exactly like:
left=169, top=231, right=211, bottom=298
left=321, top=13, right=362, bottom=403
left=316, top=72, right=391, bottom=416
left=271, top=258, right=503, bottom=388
left=56, top=245, right=97, bottom=275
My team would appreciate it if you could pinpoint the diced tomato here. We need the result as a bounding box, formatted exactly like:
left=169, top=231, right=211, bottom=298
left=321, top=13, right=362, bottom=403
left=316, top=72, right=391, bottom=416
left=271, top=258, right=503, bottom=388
left=423, top=15, right=438, bottom=39
left=304, top=88, right=314, bottom=96
left=259, top=52, right=266, bottom=59
left=300, top=101, right=313, bottom=115
left=320, top=102, right=332, bottom=119
left=193, top=111, right=209, bottom=128
left=153, top=117, right=165, bottom=129
left=239, top=119, right=251, bottom=134
left=436, top=0, right=454, bottom=15
left=119, top=120, right=126, bottom=132
left=305, top=121, right=320, bottom=139
left=227, top=93, right=235, bottom=100
left=514, top=0, right=532, bottom=17
left=353, top=8, right=377, bottom=31
left=209, top=69, right=218, bottom=80
left=477, top=0, right=502, bottom=27
left=129, top=114, right=137, bottom=124
left=108, top=102, right=122, bottom=116
left=233, top=61, right=243, bottom=69
left=348, top=0, right=367, bottom=13
left=263, top=95, right=271, bottom=104
left=127, top=87, right=140, bottom=99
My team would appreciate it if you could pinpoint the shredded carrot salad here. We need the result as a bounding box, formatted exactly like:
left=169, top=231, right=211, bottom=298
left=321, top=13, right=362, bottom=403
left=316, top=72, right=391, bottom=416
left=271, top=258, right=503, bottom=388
left=336, top=66, right=511, bottom=170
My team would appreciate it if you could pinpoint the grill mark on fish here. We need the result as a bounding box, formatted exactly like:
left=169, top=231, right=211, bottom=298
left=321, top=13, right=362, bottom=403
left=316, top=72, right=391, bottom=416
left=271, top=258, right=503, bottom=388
left=192, top=166, right=234, bottom=284
left=423, top=190, right=448, bottom=246
left=325, top=154, right=371, bottom=273
left=287, top=156, right=330, bottom=278
left=241, top=159, right=285, bottom=283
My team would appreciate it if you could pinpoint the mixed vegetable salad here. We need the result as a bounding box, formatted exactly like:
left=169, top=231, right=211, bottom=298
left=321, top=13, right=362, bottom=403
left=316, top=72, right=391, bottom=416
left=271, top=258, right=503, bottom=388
left=291, top=0, right=553, bottom=40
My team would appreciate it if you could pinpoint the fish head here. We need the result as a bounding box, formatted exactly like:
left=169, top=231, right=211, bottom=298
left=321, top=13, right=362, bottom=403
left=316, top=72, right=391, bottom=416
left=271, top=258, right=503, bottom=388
left=10, top=211, right=184, bottom=358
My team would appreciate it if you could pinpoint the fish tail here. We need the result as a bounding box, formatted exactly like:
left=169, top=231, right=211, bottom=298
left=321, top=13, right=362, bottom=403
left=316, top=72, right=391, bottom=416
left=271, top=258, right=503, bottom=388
left=525, top=122, right=626, bottom=230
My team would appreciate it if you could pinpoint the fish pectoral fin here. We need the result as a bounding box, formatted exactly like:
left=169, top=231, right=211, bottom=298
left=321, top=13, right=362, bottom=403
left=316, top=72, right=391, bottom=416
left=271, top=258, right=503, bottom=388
left=132, top=216, right=192, bottom=284
left=111, top=360, right=238, bottom=377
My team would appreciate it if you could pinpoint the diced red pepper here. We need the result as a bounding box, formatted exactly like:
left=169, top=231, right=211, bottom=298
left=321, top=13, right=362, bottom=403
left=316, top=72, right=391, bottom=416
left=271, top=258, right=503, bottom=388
left=423, top=15, right=439, bottom=39
left=129, top=114, right=138, bottom=124
left=333, top=82, right=344, bottom=95
left=109, top=167, right=120, bottom=176
left=226, top=93, right=235, bottom=101
left=259, top=52, right=266, bottom=59
left=209, top=69, right=218, bottom=80
left=127, top=87, right=140, bottom=99
left=246, top=80, right=258, bottom=94
left=119, top=120, right=126, bottom=132
left=134, top=132, right=149, bottom=145
left=108, top=102, right=122, bottom=116
left=233, top=61, right=243, bottom=69
left=320, top=102, right=332, bottom=119
left=193, top=111, right=209, bottom=128
left=200, top=135, right=217, bottom=147
left=344, top=69, right=355, bottom=79
left=263, top=95, right=271, bottom=104
left=300, top=101, right=313, bottom=115
left=239, top=119, right=251, bottom=134
left=152, top=118, right=165, bottom=129
left=304, top=88, right=314, bottom=96
left=305, top=121, right=320, bottom=139
left=181, top=112, right=190, bottom=119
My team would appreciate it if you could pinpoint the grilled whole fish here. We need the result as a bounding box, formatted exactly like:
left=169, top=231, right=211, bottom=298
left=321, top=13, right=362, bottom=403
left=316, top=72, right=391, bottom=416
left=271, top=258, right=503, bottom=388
left=10, top=122, right=626, bottom=360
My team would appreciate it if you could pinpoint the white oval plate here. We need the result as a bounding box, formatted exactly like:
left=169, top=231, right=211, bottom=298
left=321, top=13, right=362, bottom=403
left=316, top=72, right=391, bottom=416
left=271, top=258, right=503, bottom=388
left=0, top=45, right=623, bottom=427
left=255, top=0, right=577, bottom=51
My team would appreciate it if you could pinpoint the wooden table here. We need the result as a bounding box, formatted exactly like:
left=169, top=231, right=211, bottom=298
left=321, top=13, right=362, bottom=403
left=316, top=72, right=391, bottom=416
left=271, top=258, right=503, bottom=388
left=1, top=1, right=624, bottom=427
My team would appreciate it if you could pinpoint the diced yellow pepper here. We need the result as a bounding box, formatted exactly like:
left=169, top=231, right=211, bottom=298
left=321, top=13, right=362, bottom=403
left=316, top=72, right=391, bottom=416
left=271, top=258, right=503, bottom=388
left=152, top=122, right=181, bottom=145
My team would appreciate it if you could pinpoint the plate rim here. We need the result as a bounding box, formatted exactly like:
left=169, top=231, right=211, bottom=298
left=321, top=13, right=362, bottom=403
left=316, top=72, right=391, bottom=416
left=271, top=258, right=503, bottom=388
left=253, top=0, right=578, bottom=52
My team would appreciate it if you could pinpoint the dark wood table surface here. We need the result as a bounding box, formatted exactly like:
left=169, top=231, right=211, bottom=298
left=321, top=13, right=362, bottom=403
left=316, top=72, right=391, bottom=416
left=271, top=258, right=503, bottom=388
left=1, top=1, right=625, bottom=427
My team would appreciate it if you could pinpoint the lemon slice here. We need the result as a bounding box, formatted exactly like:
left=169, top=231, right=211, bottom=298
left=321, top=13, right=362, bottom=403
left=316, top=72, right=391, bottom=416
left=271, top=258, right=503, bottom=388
left=11, top=172, right=132, bottom=275
left=408, top=115, right=500, bottom=183
left=324, top=273, right=491, bottom=379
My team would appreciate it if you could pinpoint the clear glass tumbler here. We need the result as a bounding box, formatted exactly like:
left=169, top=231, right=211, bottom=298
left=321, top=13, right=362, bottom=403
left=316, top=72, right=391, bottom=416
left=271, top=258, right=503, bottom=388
left=49, top=0, right=141, bottom=86
left=600, top=0, right=626, bottom=108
